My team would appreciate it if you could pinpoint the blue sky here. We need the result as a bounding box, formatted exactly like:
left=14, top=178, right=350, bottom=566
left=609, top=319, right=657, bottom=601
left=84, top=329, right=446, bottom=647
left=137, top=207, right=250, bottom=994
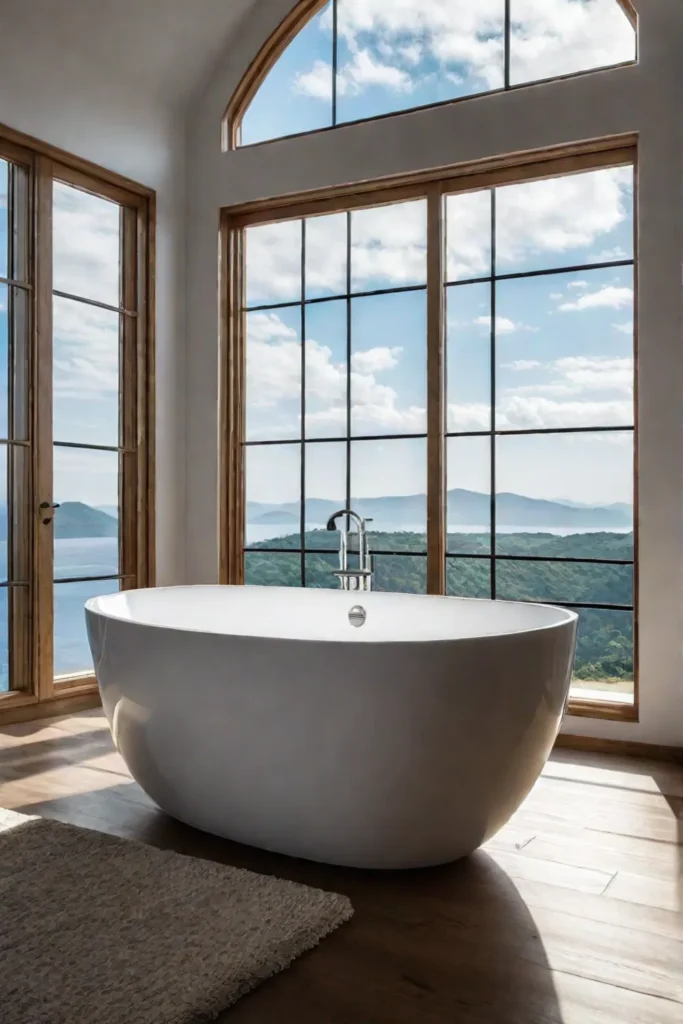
left=241, top=0, right=636, bottom=146
left=244, top=165, right=634, bottom=513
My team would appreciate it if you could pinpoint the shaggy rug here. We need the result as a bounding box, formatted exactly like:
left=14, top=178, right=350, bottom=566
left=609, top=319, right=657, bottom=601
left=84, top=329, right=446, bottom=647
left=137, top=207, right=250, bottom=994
left=0, top=809, right=353, bottom=1023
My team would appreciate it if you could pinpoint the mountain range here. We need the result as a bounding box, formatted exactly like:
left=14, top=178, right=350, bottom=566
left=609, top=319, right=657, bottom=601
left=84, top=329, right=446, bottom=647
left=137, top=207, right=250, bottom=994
left=248, top=489, right=633, bottom=529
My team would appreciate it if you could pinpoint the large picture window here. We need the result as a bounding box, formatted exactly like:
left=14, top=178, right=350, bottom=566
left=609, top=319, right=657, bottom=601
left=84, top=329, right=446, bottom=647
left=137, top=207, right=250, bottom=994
left=223, top=143, right=636, bottom=713
left=228, top=0, right=637, bottom=148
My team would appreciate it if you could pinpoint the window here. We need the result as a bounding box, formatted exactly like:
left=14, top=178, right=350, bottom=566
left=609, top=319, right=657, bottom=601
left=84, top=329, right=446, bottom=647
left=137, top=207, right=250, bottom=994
left=0, top=129, right=153, bottom=712
left=229, top=0, right=637, bottom=148
left=223, top=142, right=636, bottom=712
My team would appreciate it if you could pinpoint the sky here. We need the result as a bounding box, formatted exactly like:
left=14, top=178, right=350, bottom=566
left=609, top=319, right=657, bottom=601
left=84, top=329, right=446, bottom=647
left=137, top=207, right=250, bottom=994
left=244, top=164, right=635, bottom=512
left=241, top=0, right=636, bottom=145
left=1, top=162, right=121, bottom=510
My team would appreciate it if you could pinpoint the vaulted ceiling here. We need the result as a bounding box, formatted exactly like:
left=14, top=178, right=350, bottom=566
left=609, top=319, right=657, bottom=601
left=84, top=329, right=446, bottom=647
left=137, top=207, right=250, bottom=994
left=0, top=0, right=262, bottom=110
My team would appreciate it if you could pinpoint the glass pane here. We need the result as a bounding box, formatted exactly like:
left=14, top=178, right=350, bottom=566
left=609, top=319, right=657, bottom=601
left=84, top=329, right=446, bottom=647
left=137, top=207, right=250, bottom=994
left=246, top=307, right=302, bottom=442
left=244, top=552, right=302, bottom=588
left=0, top=284, right=7, bottom=438
left=447, top=558, right=492, bottom=599
left=446, top=190, right=492, bottom=282
left=373, top=554, right=427, bottom=594
left=446, top=282, right=491, bottom=432
left=305, top=441, right=346, bottom=548
left=351, top=200, right=427, bottom=293
left=336, top=0, right=504, bottom=124
left=305, top=299, right=347, bottom=439
left=53, top=448, right=119, bottom=579
left=240, top=3, right=333, bottom=146
left=305, top=213, right=347, bottom=299
left=447, top=436, right=491, bottom=554
left=0, top=587, right=7, bottom=692
left=496, top=267, right=634, bottom=431
left=351, top=438, right=426, bottom=552
left=10, top=285, right=30, bottom=441
left=496, top=560, right=633, bottom=606
left=245, top=219, right=302, bottom=308
left=305, top=551, right=339, bottom=588
left=496, top=166, right=634, bottom=276
left=53, top=295, right=120, bottom=445
left=53, top=181, right=121, bottom=306
left=351, top=290, right=427, bottom=436
left=510, top=0, right=636, bottom=87
left=0, top=159, right=7, bottom=280
left=54, top=578, right=119, bottom=678
left=571, top=608, right=634, bottom=699
left=245, top=443, right=301, bottom=548
left=495, top=432, right=634, bottom=559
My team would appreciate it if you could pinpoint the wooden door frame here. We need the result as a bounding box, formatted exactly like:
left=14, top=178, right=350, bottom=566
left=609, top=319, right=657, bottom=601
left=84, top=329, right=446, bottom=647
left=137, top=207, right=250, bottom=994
left=0, top=123, right=156, bottom=724
left=219, top=134, right=638, bottom=724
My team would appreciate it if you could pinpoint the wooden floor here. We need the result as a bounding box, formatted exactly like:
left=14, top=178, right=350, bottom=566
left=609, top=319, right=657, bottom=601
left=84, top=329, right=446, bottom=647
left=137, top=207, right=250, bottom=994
left=0, top=711, right=682, bottom=1023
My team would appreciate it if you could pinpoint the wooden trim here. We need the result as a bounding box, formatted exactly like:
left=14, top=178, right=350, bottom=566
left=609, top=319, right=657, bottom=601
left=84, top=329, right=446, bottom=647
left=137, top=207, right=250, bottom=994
left=219, top=212, right=246, bottom=585
left=120, top=206, right=139, bottom=585
left=555, top=733, right=683, bottom=765
left=33, top=155, right=54, bottom=702
left=0, top=122, right=154, bottom=198
left=616, top=0, right=638, bottom=31
left=223, top=0, right=328, bottom=151
left=567, top=697, right=638, bottom=722
left=0, top=689, right=101, bottom=727
left=52, top=161, right=147, bottom=210
left=0, top=136, right=35, bottom=169
left=143, top=195, right=156, bottom=587
left=227, top=137, right=638, bottom=227
left=426, top=185, right=445, bottom=596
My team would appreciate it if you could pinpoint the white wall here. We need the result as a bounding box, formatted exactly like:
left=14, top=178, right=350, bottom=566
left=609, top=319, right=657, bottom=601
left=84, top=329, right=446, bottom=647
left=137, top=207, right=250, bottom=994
left=0, top=12, right=187, bottom=586
left=186, top=0, right=683, bottom=747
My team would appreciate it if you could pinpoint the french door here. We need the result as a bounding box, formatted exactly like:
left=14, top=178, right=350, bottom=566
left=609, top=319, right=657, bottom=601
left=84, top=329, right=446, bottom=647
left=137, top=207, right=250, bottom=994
left=0, top=130, right=153, bottom=714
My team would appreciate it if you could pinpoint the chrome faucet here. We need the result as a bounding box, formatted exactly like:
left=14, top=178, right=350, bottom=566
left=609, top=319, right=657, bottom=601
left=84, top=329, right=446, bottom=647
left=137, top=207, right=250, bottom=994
left=326, top=509, right=373, bottom=592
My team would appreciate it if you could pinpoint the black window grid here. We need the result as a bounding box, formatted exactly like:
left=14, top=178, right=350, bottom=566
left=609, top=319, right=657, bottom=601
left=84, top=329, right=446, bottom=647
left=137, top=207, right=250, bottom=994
left=241, top=188, right=635, bottom=620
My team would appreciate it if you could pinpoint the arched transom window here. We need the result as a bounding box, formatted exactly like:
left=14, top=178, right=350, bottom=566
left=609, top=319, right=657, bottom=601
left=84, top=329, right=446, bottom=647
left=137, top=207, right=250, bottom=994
left=230, top=0, right=636, bottom=147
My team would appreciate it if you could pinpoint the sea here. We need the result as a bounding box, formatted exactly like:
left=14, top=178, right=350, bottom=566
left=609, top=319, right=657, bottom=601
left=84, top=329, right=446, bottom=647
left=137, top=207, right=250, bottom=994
left=0, top=536, right=119, bottom=692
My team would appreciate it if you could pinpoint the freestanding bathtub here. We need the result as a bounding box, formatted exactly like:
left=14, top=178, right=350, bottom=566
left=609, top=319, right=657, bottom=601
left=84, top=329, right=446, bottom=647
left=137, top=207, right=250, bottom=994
left=86, top=585, right=577, bottom=869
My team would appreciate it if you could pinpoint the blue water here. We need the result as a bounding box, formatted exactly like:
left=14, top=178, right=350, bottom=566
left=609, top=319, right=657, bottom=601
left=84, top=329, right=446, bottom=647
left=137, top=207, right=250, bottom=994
left=0, top=537, right=119, bottom=691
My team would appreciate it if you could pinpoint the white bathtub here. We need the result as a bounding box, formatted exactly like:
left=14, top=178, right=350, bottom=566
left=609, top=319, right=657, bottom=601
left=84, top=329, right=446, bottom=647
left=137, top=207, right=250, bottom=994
left=86, top=585, right=577, bottom=869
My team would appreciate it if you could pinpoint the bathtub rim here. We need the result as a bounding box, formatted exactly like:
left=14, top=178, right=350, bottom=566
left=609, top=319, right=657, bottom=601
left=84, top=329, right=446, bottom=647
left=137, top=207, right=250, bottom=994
left=85, top=584, right=579, bottom=646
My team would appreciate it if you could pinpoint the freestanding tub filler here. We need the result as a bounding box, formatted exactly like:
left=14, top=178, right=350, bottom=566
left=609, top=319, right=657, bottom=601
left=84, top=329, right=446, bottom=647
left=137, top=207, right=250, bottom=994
left=86, top=585, right=577, bottom=869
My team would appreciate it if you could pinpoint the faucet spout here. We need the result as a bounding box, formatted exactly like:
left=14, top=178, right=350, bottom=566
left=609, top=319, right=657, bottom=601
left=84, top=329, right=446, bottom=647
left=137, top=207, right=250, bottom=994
left=325, top=509, right=373, bottom=592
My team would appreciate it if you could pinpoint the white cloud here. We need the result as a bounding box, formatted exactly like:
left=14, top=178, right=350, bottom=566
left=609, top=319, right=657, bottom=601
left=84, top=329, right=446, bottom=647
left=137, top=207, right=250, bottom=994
left=554, top=355, right=633, bottom=394
left=503, top=359, right=542, bottom=371
left=568, top=280, right=589, bottom=290
left=338, top=50, right=414, bottom=96
left=596, top=245, right=629, bottom=261
left=351, top=346, right=402, bottom=373
left=559, top=285, right=633, bottom=312
left=246, top=312, right=426, bottom=437
left=474, top=315, right=519, bottom=335
left=52, top=182, right=120, bottom=306
left=294, top=60, right=332, bottom=100
left=53, top=296, right=118, bottom=401
left=549, top=292, right=563, bottom=300
left=613, top=320, right=634, bottom=335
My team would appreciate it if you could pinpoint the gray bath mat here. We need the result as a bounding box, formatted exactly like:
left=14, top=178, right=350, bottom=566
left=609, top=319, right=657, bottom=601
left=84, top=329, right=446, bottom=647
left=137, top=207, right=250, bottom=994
left=0, top=809, right=353, bottom=1023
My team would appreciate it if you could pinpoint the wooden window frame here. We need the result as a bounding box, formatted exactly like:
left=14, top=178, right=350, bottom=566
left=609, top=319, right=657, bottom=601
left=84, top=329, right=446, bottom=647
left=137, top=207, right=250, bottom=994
left=0, top=123, right=155, bottom=723
left=223, top=0, right=638, bottom=151
left=219, top=135, right=639, bottom=723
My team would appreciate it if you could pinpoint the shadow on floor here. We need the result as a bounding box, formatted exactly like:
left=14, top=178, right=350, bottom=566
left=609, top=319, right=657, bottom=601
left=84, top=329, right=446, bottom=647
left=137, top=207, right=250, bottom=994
left=15, top=788, right=563, bottom=1023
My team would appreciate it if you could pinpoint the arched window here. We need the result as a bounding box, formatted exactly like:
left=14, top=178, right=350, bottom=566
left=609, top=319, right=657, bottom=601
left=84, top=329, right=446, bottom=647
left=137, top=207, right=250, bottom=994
left=229, top=0, right=637, bottom=148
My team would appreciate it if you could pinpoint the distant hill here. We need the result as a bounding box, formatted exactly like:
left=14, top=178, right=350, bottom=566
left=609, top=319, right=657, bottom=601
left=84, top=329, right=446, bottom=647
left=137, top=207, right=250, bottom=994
left=247, top=489, right=633, bottom=529
left=96, top=505, right=119, bottom=519
left=55, top=502, right=118, bottom=539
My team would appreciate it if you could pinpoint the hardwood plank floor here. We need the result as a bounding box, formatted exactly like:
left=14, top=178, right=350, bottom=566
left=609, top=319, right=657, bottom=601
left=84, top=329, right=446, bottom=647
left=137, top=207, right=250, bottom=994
left=0, top=710, right=681, bottom=1023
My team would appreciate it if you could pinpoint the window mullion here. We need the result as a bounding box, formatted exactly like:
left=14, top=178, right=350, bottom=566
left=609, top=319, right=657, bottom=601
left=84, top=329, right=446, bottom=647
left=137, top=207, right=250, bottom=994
left=426, top=184, right=445, bottom=596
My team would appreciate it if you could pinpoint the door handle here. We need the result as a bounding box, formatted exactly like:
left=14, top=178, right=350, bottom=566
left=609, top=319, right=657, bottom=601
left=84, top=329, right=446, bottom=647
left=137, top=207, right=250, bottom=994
left=39, top=501, right=61, bottom=524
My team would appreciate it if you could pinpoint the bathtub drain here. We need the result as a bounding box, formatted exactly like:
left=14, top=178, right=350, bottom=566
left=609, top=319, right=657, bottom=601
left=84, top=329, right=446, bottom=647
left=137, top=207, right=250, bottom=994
left=348, top=605, right=367, bottom=628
